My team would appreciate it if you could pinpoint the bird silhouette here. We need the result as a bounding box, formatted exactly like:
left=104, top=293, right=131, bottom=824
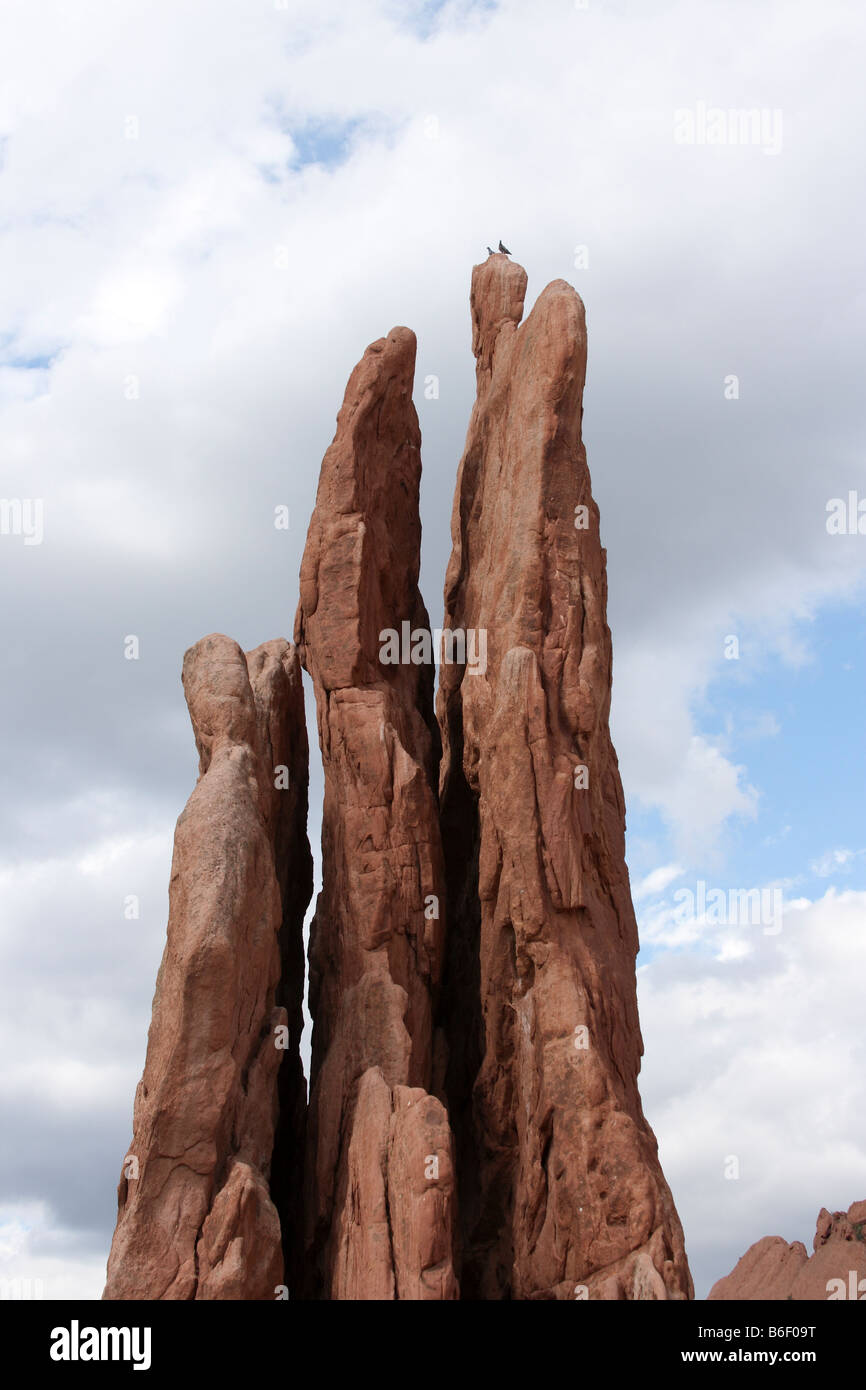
left=498, top=240, right=511, bottom=255
left=486, top=246, right=496, bottom=256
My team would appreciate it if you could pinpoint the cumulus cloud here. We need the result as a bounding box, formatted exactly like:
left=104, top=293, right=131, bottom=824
left=638, top=888, right=866, bottom=1296
left=633, top=863, right=685, bottom=901
left=810, top=847, right=863, bottom=878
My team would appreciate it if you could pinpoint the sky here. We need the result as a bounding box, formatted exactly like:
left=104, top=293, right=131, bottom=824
left=0, top=0, right=864, bottom=1301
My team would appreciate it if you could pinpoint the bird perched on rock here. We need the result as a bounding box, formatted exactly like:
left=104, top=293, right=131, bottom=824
left=498, top=240, right=511, bottom=255
left=486, top=246, right=496, bottom=256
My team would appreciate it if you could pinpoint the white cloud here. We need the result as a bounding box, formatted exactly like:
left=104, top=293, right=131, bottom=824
left=810, top=847, right=862, bottom=878
left=633, top=863, right=685, bottom=901
left=0, top=1204, right=105, bottom=1301
left=638, top=887, right=866, bottom=1296
left=85, top=267, right=183, bottom=345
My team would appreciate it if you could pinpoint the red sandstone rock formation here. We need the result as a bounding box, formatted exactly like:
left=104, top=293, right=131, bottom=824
left=105, top=264, right=695, bottom=1303
left=435, top=253, right=692, bottom=1300
left=295, top=326, right=458, bottom=1299
left=708, top=1201, right=866, bottom=1300
left=103, top=634, right=312, bottom=1300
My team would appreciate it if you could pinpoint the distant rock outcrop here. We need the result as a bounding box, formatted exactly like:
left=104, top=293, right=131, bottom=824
left=103, top=635, right=311, bottom=1300
left=435, top=255, right=692, bottom=1299
left=295, top=326, right=458, bottom=1300
left=709, top=1201, right=866, bottom=1300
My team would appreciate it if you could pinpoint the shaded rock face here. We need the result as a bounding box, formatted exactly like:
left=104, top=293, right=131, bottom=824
left=436, top=256, right=692, bottom=1300
left=295, top=326, right=458, bottom=1300
left=709, top=1201, right=866, bottom=1301
left=103, top=634, right=312, bottom=1300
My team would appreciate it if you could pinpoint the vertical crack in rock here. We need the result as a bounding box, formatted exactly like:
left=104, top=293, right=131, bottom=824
left=250, top=640, right=314, bottom=1297
left=295, top=326, right=459, bottom=1300
left=103, top=634, right=312, bottom=1300
left=436, top=254, right=693, bottom=1300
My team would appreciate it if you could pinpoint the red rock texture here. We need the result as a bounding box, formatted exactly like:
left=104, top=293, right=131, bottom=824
left=709, top=1201, right=866, bottom=1300
left=435, top=254, right=692, bottom=1300
left=103, top=634, right=312, bottom=1300
left=295, top=326, right=458, bottom=1299
left=105, top=264, right=694, bottom=1302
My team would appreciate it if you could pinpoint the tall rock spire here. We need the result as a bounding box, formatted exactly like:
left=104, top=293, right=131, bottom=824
left=295, top=327, right=458, bottom=1300
left=436, top=257, right=692, bottom=1300
left=103, top=267, right=692, bottom=1303
left=103, top=634, right=312, bottom=1299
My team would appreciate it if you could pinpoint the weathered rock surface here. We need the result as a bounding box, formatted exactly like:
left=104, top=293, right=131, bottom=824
left=103, top=633, right=312, bottom=1300
left=295, top=326, right=458, bottom=1299
left=105, top=263, right=697, bottom=1302
left=708, top=1201, right=866, bottom=1300
left=436, top=254, right=692, bottom=1300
